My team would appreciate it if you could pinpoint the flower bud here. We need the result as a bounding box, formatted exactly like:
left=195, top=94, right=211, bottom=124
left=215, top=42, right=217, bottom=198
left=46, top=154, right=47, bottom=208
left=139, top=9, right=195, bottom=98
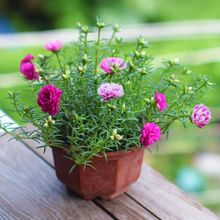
left=111, top=129, right=123, bottom=141
left=8, top=91, right=14, bottom=97
left=61, top=74, right=68, bottom=80
left=97, top=21, right=105, bottom=28
left=150, top=96, right=155, bottom=104
left=38, top=54, right=45, bottom=60
left=36, top=68, right=44, bottom=75
left=76, top=22, right=82, bottom=28
left=115, top=37, right=123, bottom=44
left=144, top=98, right=151, bottom=104
left=138, top=37, right=148, bottom=47
left=44, top=122, right=49, bottom=128
left=134, top=50, right=140, bottom=57
left=184, top=86, right=194, bottom=94
left=122, top=103, right=126, bottom=113
left=107, top=104, right=116, bottom=111
left=129, top=61, right=135, bottom=70
left=82, top=54, right=88, bottom=62
left=81, top=25, right=89, bottom=33
left=113, top=24, right=120, bottom=32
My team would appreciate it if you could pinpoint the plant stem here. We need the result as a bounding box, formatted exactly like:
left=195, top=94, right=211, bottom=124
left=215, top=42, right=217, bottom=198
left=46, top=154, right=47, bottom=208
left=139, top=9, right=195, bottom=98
left=95, top=28, right=101, bottom=75
left=109, top=31, right=116, bottom=45
left=55, top=53, right=65, bottom=74
left=84, top=32, right=88, bottom=54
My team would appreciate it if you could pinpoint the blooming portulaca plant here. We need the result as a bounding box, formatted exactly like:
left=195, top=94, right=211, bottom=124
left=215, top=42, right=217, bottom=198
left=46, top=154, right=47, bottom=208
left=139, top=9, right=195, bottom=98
left=0, top=20, right=213, bottom=166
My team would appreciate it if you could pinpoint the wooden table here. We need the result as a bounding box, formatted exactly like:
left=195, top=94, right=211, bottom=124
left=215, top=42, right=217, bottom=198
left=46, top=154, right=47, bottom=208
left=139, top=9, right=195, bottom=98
left=0, top=133, right=218, bottom=220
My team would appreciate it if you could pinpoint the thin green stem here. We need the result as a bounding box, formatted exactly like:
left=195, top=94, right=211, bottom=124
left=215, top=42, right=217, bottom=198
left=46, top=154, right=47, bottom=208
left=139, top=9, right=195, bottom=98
left=109, top=31, right=116, bottom=45
left=55, top=53, right=65, bottom=74
left=95, top=28, right=101, bottom=75
left=84, top=32, right=88, bottom=54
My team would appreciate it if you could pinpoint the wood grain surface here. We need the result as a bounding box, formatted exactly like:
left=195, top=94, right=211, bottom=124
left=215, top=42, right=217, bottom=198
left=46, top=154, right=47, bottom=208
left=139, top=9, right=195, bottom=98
left=0, top=135, right=113, bottom=220
left=18, top=125, right=218, bottom=220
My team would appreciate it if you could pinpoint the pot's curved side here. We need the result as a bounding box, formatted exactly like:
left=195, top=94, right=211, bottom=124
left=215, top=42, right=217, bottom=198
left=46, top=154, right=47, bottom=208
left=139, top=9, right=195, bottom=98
left=52, top=147, right=144, bottom=200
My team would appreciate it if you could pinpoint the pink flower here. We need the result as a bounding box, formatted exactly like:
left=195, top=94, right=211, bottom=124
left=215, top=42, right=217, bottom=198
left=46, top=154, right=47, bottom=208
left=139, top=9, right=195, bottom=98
left=141, top=123, right=161, bottom=147
left=20, top=54, right=39, bottom=80
left=20, top=54, right=34, bottom=64
left=97, top=83, right=124, bottom=101
left=37, top=84, right=62, bottom=116
left=154, top=91, right=168, bottom=112
left=191, top=104, right=211, bottom=128
left=44, top=40, right=63, bottom=52
left=100, top=57, right=127, bottom=74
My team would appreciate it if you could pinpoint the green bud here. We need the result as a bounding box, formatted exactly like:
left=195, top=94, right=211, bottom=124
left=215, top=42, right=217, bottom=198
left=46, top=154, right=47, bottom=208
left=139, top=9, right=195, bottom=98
left=138, top=37, right=148, bottom=47
left=81, top=25, right=89, bottom=33
left=110, top=135, right=114, bottom=140
left=115, top=37, right=123, bottom=44
left=134, top=50, right=140, bottom=57
left=111, top=49, right=117, bottom=55
left=97, top=21, right=105, bottom=29
left=170, top=74, right=180, bottom=83
left=129, top=61, right=135, bottom=69
left=107, top=104, right=116, bottom=111
left=144, top=98, right=151, bottom=104
left=113, top=24, right=120, bottom=32
left=44, top=122, right=49, bottom=128
left=62, top=74, right=69, bottom=80
left=24, top=107, right=30, bottom=113
left=38, top=54, right=45, bottom=60
left=78, top=66, right=83, bottom=71
left=37, top=68, right=44, bottom=75
left=8, top=91, right=14, bottom=97
left=122, top=103, right=126, bottom=113
left=125, top=80, right=131, bottom=86
left=207, top=81, right=215, bottom=86
left=111, top=129, right=123, bottom=141
left=76, top=22, right=82, bottom=28
left=82, top=54, right=88, bottom=62
left=140, top=51, right=146, bottom=57
left=115, top=134, right=123, bottom=141
left=150, top=97, right=155, bottom=104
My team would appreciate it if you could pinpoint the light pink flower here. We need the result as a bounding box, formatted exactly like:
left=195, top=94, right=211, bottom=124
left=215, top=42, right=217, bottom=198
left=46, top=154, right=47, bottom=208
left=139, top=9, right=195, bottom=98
left=141, top=123, right=161, bottom=147
left=20, top=54, right=39, bottom=80
left=154, top=91, right=168, bottom=112
left=44, top=40, right=63, bottom=52
left=97, top=83, right=124, bottom=101
left=37, top=84, right=62, bottom=116
left=100, top=57, right=127, bottom=74
left=191, top=104, right=211, bottom=128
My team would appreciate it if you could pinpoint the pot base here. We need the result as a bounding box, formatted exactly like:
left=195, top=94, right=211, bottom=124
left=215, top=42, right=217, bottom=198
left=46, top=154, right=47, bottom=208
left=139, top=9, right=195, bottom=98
left=52, top=147, right=144, bottom=200
left=66, top=186, right=129, bottom=200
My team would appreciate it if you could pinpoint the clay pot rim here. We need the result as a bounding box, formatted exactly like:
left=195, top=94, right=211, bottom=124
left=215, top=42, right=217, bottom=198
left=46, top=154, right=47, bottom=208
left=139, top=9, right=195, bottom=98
left=52, top=146, right=144, bottom=161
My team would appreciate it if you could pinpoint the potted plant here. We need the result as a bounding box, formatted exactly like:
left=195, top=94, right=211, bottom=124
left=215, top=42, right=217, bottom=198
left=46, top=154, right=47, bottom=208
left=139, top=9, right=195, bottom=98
left=0, top=20, right=212, bottom=200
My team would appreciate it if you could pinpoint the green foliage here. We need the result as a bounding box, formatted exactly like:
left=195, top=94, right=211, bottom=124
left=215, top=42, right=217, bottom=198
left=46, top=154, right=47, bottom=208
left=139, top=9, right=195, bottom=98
left=0, top=22, right=213, bottom=166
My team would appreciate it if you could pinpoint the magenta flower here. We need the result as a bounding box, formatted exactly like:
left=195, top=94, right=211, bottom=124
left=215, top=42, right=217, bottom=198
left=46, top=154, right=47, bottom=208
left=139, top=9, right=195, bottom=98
left=141, top=123, right=161, bottom=147
left=191, top=104, right=211, bottom=128
left=20, top=54, right=34, bottom=64
left=100, top=57, right=127, bottom=74
left=97, top=83, right=124, bottom=101
left=20, top=54, right=39, bottom=80
left=37, top=84, right=62, bottom=116
left=44, top=40, right=63, bottom=52
left=154, top=91, right=167, bottom=112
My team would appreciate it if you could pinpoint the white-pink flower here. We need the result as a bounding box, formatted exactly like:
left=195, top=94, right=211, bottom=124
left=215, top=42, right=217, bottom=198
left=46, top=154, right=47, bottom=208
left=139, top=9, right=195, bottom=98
left=100, top=57, right=127, bottom=74
left=97, top=83, right=124, bottom=101
left=44, top=40, right=63, bottom=52
left=191, top=104, right=211, bottom=128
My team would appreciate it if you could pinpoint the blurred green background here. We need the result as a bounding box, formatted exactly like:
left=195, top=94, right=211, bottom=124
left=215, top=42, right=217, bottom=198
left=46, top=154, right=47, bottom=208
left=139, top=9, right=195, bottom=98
left=0, top=0, right=220, bottom=215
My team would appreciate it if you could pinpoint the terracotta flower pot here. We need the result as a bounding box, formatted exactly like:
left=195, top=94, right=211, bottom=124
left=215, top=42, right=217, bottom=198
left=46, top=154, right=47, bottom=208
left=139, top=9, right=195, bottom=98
left=52, top=147, right=144, bottom=200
